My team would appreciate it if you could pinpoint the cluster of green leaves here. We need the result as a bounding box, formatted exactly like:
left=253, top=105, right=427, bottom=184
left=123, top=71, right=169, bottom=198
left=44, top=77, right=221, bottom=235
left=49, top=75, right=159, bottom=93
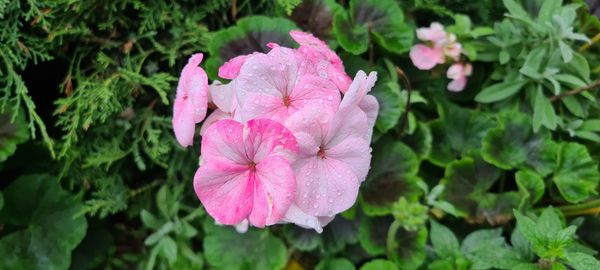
left=1, top=0, right=600, bottom=269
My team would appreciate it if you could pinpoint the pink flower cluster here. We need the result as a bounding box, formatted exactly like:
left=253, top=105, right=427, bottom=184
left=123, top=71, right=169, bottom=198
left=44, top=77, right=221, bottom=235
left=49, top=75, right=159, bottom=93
left=172, top=30, right=378, bottom=233
left=409, top=22, right=472, bottom=92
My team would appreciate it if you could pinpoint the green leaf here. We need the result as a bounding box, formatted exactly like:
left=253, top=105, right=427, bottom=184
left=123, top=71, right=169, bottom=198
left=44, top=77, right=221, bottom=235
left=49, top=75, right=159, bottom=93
left=428, top=103, right=495, bottom=166
left=0, top=174, right=88, bottom=270
left=360, top=259, right=398, bottom=270
left=360, top=137, right=421, bottom=215
left=482, top=112, right=558, bottom=176
left=520, top=47, right=546, bottom=79
left=429, top=220, right=460, bottom=258
left=158, top=236, right=178, bottom=266
left=144, top=221, right=174, bottom=246
left=402, top=122, right=432, bottom=159
left=503, top=0, right=531, bottom=19
left=359, top=216, right=393, bottom=256
left=203, top=221, right=287, bottom=270
left=316, top=258, right=356, bottom=270
left=566, top=252, right=600, bottom=270
left=442, top=157, right=501, bottom=216
left=515, top=170, right=545, bottom=210
left=283, top=225, right=321, bottom=251
left=552, top=143, right=600, bottom=203
left=461, top=228, right=505, bottom=257
left=474, top=80, right=527, bottom=103
left=140, top=209, right=161, bottom=230
left=537, top=0, right=562, bottom=23
left=0, top=192, right=3, bottom=212
left=289, top=0, right=343, bottom=39
left=371, top=79, right=403, bottom=133
left=321, top=216, right=360, bottom=254
left=533, top=86, right=557, bottom=131
left=333, top=0, right=413, bottom=54
left=558, top=41, right=573, bottom=63
left=0, top=109, right=29, bottom=163
left=388, top=224, right=428, bottom=270
left=206, top=16, right=298, bottom=78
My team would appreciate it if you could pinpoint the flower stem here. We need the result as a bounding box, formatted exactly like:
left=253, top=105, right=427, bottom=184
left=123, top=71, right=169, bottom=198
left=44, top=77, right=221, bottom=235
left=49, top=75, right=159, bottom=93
left=386, top=220, right=402, bottom=259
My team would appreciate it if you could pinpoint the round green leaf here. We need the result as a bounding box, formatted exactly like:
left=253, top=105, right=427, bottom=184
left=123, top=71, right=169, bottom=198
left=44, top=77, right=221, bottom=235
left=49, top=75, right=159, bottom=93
left=515, top=170, right=545, bottom=210
left=402, top=122, right=432, bottom=159
left=442, top=156, right=501, bottom=216
left=333, top=0, right=413, bottom=54
left=359, top=215, right=394, bottom=256
left=0, top=109, right=29, bottom=163
left=316, top=258, right=356, bottom=270
left=284, top=225, right=321, bottom=251
left=360, top=137, right=421, bottom=216
left=371, top=79, right=404, bottom=134
left=552, top=143, right=600, bottom=203
left=202, top=220, right=287, bottom=270
left=360, top=259, right=398, bottom=270
left=321, top=216, right=360, bottom=254
left=481, top=112, right=558, bottom=176
left=289, top=0, right=343, bottom=39
left=205, top=16, right=298, bottom=78
left=388, top=225, right=428, bottom=270
left=0, top=174, right=88, bottom=270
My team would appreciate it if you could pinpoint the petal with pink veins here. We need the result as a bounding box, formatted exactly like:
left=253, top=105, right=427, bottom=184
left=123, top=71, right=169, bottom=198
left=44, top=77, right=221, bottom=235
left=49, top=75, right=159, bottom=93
left=218, top=55, right=248, bottom=80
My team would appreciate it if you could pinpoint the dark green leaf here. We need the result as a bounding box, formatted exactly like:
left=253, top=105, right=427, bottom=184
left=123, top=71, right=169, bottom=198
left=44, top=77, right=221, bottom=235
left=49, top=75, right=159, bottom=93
left=402, top=122, right=432, bottom=159
left=332, top=10, right=369, bottom=55
left=361, top=137, right=421, bottom=215
left=552, top=143, right=600, bottom=203
left=206, top=16, right=298, bottom=78
left=0, top=174, right=87, bottom=270
left=322, top=216, right=360, bottom=254
left=359, top=215, right=393, bottom=256
left=284, top=225, right=321, bottom=251
left=482, top=112, right=558, bottom=176
left=289, top=0, right=343, bottom=39
left=371, top=79, right=403, bottom=133
left=0, top=110, right=29, bottom=163
left=388, top=225, right=427, bottom=270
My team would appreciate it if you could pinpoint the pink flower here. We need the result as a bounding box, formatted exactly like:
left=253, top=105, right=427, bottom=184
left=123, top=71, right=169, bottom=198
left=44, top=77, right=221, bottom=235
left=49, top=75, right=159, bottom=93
left=172, top=53, right=209, bottom=147
left=290, top=30, right=352, bottom=92
left=409, top=44, right=446, bottom=70
left=281, top=203, right=335, bottom=233
left=447, top=63, right=473, bottom=92
left=340, top=71, right=379, bottom=142
left=194, top=119, right=299, bottom=227
left=235, top=47, right=340, bottom=123
left=285, top=104, right=372, bottom=217
left=416, top=22, right=447, bottom=43
left=444, top=39, right=463, bottom=61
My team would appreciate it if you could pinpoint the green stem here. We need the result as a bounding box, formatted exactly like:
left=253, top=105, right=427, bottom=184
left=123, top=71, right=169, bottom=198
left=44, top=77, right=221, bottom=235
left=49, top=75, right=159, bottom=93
left=386, top=220, right=402, bottom=259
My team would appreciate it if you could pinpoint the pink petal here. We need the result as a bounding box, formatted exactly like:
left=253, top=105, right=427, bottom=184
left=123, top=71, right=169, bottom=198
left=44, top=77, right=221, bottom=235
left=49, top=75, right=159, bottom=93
left=172, top=99, right=197, bottom=147
left=444, top=42, right=463, bottom=61
left=409, top=45, right=445, bottom=70
left=340, top=71, right=378, bottom=109
left=199, top=109, right=232, bottom=136
left=289, top=74, right=340, bottom=112
left=249, top=155, right=296, bottom=227
left=281, top=203, right=335, bottom=233
left=209, top=81, right=238, bottom=113
left=201, top=119, right=248, bottom=165
left=173, top=53, right=209, bottom=147
left=294, top=157, right=360, bottom=216
left=325, top=106, right=369, bottom=147
left=326, top=136, right=371, bottom=182
left=194, top=161, right=254, bottom=225
left=218, top=55, right=248, bottom=80
left=448, top=77, right=467, bottom=92
left=358, top=95, right=379, bottom=142
left=416, top=22, right=447, bottom=43
left=245, top=118, right=299, bottom=163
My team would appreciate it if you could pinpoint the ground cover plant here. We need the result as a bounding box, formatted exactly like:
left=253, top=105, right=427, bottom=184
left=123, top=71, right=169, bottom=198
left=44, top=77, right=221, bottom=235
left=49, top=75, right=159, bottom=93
left=1, top=0, right=600, bottom=269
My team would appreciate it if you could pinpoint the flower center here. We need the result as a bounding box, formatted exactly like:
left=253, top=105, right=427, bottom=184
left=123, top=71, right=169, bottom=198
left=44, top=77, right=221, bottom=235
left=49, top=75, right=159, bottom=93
left=248, top=161, right=257, bottom=172
left=318, top=146, right=326, bottom=159
left=282, top=95, right=291, bottom=107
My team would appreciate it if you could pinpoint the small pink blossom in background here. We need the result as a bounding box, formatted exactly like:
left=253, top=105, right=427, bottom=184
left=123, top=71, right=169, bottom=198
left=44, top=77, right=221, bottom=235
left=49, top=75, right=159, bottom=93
left=447, top=63, right=472, bottom=92
left=173, top=30, right=378, bottom=233
left=410, top=22, right=473, bottom=92
left=173, top=53, right=209, bottom=147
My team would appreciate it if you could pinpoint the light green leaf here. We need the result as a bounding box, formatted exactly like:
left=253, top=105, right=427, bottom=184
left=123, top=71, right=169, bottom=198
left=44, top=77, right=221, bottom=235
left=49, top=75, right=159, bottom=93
left=475, top=80, right=527, bottom=103
left=140, top=209, right=161, bottom=230
left=0, top=174, right=88, bottom=270
left=430, top=220, right=460, bottom=258
left=537, top=0, right=562, bottom=23
left=316, top=258, right=356, bottom=270
left=158, top=236, right=178, bottom=265
left=515, top=170, right=545, bottom=210
left=203, top=221, right=287, bottom=270
left=553, top=143, right=600, bottom=203
left=532, top=86, right=557, bottom=131
left=558, top=41, right=573, bottom=63
left=566, top=252, right=600, bottom=270
left=360, top=259, right=398, bottom=270
left=461, top=229, right=505, bottom=257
